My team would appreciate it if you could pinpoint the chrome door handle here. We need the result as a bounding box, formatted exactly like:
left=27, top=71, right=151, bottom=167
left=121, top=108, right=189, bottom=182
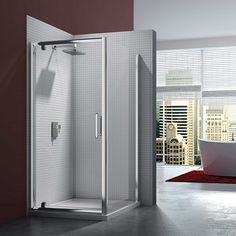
left=99, top=116, right=102, bottom=136
left=95, top=113, right=98, bottom=139
left=95, top=113, right=102, bottom=139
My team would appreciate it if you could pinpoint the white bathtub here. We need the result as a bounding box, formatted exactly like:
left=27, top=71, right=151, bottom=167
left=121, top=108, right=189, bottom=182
left=199, top=139, right=236, bottom=177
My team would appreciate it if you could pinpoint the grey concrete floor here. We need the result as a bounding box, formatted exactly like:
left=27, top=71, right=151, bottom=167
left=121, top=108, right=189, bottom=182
left=1, top=165, right=236, bottom=236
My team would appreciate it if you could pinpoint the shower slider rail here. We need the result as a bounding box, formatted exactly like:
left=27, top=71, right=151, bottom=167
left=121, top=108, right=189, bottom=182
left=38, top=38, right=102, bottom=50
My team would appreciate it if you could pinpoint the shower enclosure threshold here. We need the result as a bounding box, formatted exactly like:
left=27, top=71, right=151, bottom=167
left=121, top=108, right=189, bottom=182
left=46, top=198, right=103, bottom=212
left=29, top=198, right=140, bottom=220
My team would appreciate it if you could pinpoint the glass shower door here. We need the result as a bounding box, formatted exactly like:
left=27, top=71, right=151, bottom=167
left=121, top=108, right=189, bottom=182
left=31, top=37, right=107, bottom=214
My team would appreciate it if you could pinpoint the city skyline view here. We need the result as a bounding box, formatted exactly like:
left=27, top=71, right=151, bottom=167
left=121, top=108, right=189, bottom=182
left=156, top=54, right=236, bottom=165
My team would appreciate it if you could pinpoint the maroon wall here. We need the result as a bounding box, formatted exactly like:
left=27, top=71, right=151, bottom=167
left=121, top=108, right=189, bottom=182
left=0, top=0, right=133, bottom=224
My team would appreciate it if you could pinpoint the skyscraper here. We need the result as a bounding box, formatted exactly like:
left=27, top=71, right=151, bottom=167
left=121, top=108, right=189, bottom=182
left=205, top=106, right=228, bottom=141
left=158, top=100, right=194, bottom=164
left=228, top=121, right=236, bottom=141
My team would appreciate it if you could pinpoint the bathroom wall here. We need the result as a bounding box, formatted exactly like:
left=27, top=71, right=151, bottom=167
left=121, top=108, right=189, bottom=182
left=0, top=0, right=133, bottom=224
left=135, top=0, right=236, bottom=50
left=104, top=30, right=156, bottom=205
left=135, top=0, right=236, bottom=41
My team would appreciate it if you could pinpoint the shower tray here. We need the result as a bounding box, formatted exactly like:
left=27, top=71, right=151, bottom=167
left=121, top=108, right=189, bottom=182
left=30, top=199, right=140, bottom=220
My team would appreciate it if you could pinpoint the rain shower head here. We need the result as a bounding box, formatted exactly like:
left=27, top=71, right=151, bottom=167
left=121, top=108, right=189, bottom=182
left=62, top=48, right=85, bottom=56
left=62, top=44, right=85, bottom=56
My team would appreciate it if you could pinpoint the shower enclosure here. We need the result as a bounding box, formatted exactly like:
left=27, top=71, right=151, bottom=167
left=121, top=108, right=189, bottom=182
left=29, top=36, right=140, bottom=220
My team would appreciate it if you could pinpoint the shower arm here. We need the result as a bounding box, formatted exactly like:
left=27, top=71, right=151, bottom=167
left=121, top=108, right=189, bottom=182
left=38, top=37, right=103, bottom=50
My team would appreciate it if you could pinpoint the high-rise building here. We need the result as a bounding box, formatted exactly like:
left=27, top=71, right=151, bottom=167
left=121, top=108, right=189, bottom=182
left=158, top=100, right=193, bottom=164
left=205, top=106, right=228, bottom=141
left=228, top=121, right=236, bottom=141
left=156, top=123, right=187, bottom=165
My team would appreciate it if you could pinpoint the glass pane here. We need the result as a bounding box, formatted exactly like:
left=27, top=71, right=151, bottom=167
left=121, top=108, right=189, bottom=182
left=34, top=44, right=75, bottom=209
left=107, top=43, right=137, bottom=214
left=73, top=41, right=103, bottom=212
left=203, top=47, right=236, bottom=91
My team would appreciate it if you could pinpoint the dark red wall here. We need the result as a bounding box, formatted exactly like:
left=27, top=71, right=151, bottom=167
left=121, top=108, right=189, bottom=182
left=0, top=0, right=133, bottom=224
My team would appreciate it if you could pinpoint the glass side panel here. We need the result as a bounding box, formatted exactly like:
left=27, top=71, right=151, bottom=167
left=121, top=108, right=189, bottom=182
left=107, top=42, right=137, bottom=213
left=73, top=41, right=103, bottom=212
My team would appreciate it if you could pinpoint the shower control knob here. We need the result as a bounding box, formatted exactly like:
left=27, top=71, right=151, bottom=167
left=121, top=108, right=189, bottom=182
left=51, top=122, right=61, bottom=141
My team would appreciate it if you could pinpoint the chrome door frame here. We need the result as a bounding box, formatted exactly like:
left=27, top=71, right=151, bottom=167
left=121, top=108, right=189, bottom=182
left=29, top=37, right=108, bottom=215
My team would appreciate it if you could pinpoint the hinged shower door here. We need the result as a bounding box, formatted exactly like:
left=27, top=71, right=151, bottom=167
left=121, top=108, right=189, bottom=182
left=30, top=37, right=107, bottom=214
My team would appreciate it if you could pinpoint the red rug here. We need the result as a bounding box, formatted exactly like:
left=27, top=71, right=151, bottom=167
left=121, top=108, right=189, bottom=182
left=166, top=170, right=236, bottom=184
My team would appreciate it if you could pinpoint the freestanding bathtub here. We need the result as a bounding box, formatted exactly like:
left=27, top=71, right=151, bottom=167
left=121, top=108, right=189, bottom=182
left=199, top=139, right=236, bottom=177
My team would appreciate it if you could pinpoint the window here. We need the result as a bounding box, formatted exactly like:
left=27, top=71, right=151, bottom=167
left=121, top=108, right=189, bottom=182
left=157, top=46, right=236, bottom=165
left=157, top=49, right=201, bottom=165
